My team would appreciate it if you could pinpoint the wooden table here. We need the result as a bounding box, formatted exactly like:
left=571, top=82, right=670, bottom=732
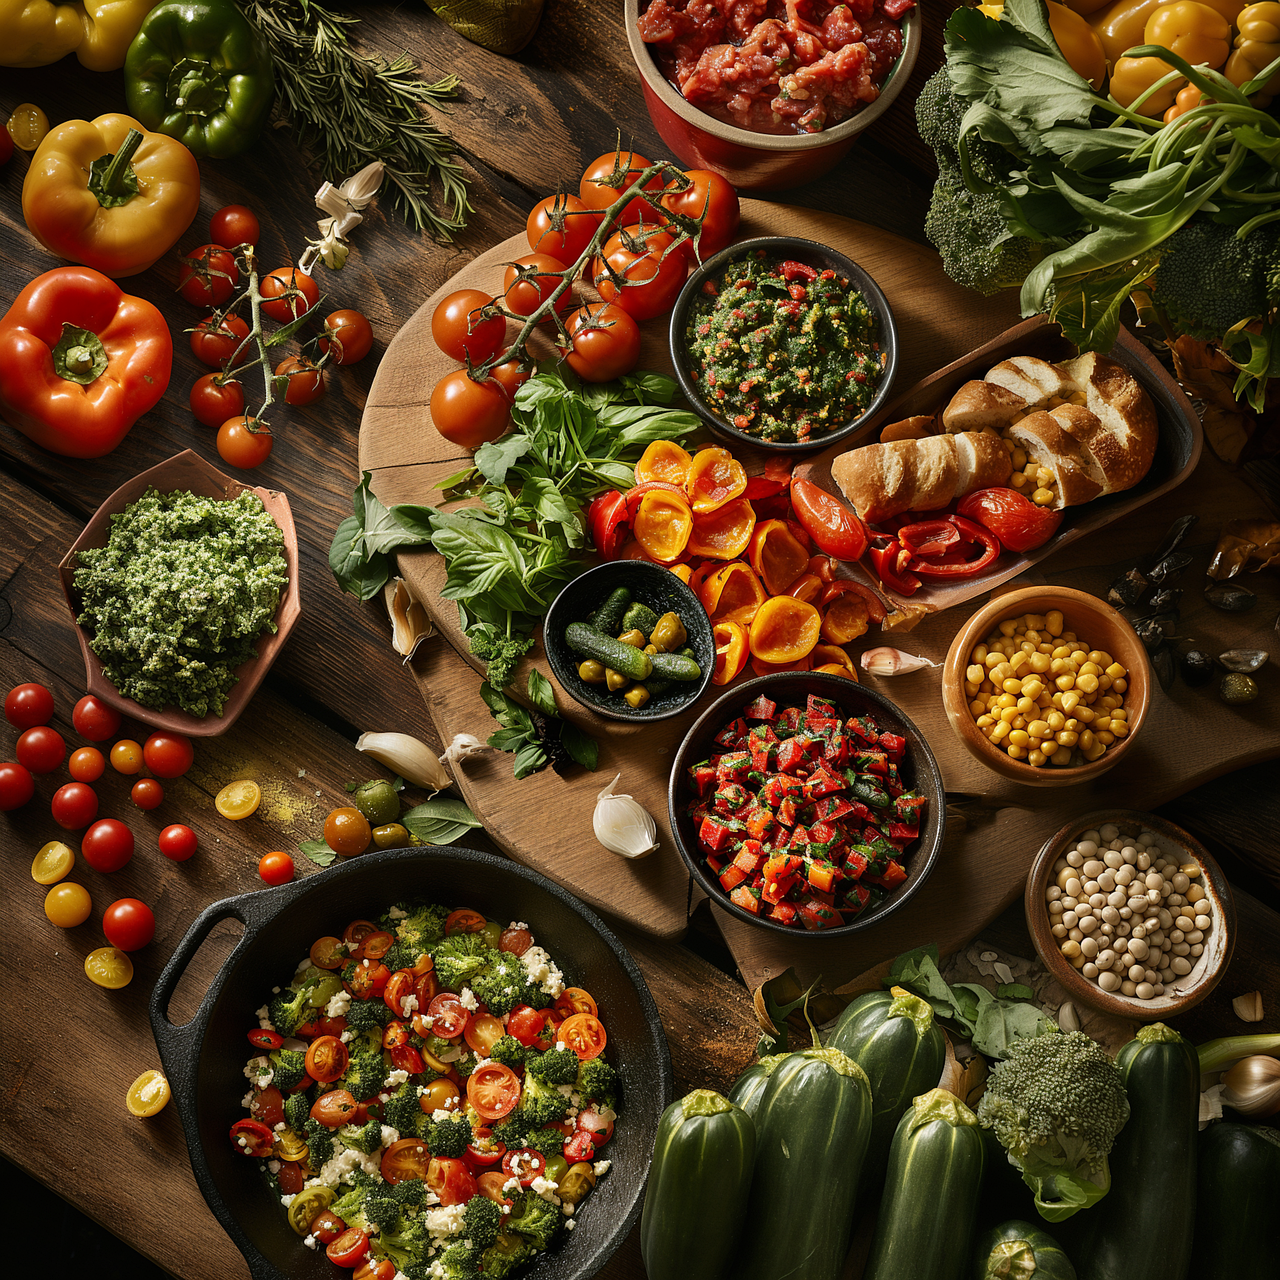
left=1, top=6, right=1277, bottom=1280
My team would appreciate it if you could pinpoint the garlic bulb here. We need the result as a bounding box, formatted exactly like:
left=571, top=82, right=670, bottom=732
left=384, top=577, right=434, bottom=662
left=859, top=646, right=940, bottom=676
left=441, top=733, right=488, bottom=768
left=1223, top=1055, right=1280, bottom=1116
left=356, top=732, right=451, bottom=792
left=593, top=774, right=659, bottom=859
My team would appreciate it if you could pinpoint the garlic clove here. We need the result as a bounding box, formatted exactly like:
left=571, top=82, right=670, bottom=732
left=593, top=773, right=659, bottom=859
left=859, top=646, right=941, bottom=676
left=1234, top=991, right=1265, bottom=1022
left=384, top=577, right=434, bottom=662
left=441, top=733, right=488, bottom=768
left=356, top=731, right=451, bottom=792
left=1222, top=1054, right=1280, bottom=1116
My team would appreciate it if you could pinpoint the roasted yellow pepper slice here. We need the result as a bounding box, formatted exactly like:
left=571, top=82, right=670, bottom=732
left=1111, top=53, right=1186, bottom=112
left=0, top=0, right=160, bottom=71
left=1091, top=0, right=1244, bottom=65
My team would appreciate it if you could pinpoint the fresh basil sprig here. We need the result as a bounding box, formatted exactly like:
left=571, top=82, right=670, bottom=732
left=481, top=671, right=598, bottom=780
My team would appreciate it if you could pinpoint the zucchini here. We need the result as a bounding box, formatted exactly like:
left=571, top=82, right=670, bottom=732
left=621, top=600, right=659, bottom=636
left=828, top=986, right=947, bottom=1186
left=736, top=1046, right=873, bottom=1280
left=591, top=586, right=631, bottom=635
left=865, top=1089, right=986, bottom=1280
left=726, top=1052, right=789, bottom=1119
left=974, top=1220, right=1076, bottom=1280
left=564, top=622, right=652, bottom=680
left=640, top=1090, right=755, bottom=1280
left=649, top=650, right=702, bottom=681
left=1188, top=1122, right=1280, bottom=1280
left=1073, top=1023, right=1198, bottom=1280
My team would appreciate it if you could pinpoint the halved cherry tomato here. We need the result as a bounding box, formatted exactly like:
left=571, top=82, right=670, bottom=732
left=464, top=1012, right=507, bottom=1056
left=326, top=1226, right=370, bottom=1268
left=310, top=936, right=347, bottom=970
left=576, top=1103, right=615, bottom=1146
left=277, top=1158, right=306, bottom=1197
left=420, top=1078, right=462, bottom=1112
left=296, top=1014, right=347, bottom=1040
left=465, top=1126, right=508, bottom=1171
left=498, top=925, right=533, bottom=956
left=427, top=991, right=470, bottom=1039
left=383, top=1020, right=411, bottom=1049
left=309, top=1211, right=346, bottom=1245
left=229, top=1118, right=275, bottom=1156
left=467, top=1062, right=522, bottom=1120
left=248, top=1028, right=284, bottom=1051
left=554, top=988, right=598, bottom=1018
left=354, top=1257, right=396, bottom=1280
left=343, top=919, right=377, bottom=947
left=445, top=908, right=488, bottom=936
left=790, top=477, right=870, bottom=561
left=477, top=1171, right=512, bottom=1204
left=383, top=969, right=415, bottom=1016
left=501, top=1148, right=547, bottom=1187
left=305, top=1036, right=349, bottom=1084
left=428, top=1156, right=479, bottom=1206
left=558, top=1013, right=608, bottom=1061
left=388, top=1043, right=426, bottom=1075
left=381, top=1137, right=431, bottom=1185
left=353, top=930, right=394, bottom=961
left=345, top=960, right=390, bottom=1000
left=250, top=1085, right=285, bottom=1128
left=563, top=1129, right=596, bottom=1163
left=414, top=970, right=440, bottom=1009
left=508, top=1005, right=557, bottom=1050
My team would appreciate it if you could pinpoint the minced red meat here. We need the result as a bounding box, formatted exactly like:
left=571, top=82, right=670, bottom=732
left=638, top=0, right=913, bottom=134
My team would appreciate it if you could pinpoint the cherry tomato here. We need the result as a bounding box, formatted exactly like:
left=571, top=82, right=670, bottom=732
left=190, top=373, right=245, bottom=428
left=248, top=1028, right=284, bottom=1051
left=382, top=970, right=415, bottom=1016
left=526, top=193, right=600, bottom=262
left=0, top=761, right=35, bottom=811
left=381, top=1137, right=432, bottom=1184
left=130, top=778, right=164, bottom=810
left=215, top=779, right=262, bottom=819
left=563, top=301, right=641, bottom=382
left=17, top=725, right=65, bottom=773
left=309, top=1210, right=346, bottom=1245
left=464, top=1012, right=507, bottom=1056
left=51, top=781, right=99, bottom=830
left=31, top=840, right=75, bottom=885
left=430, top=289, right=507, bottom=364
left=324, top=807, right=372, bottom=856
left=311, top=1089, right=359, bottom=1127
left=420, top=1077, right=461, bottom=1112
left=502, top=253, right=571, bottom=319
left=4, top=682, right=54, bottom=729
left=81, top=818, right=134, bottom=873
left=413, top=970, right=439, bottom=1011
left=191, top=314, right=251, bottom=368
left=325, top=1226, right=370, bottom=1268
left=277, top=1158, right=306, bottom=1196
left=72, top=694, right=121, bottom=742
left=427, top=1155, right=478, bottom=1206
left=465, top=1127, right=507, bottom=1171
left=143, top=731, right=194, bottom=779
left=430, top=370, right=511, bottom=450
left=427, top=991, right=470, bottom=1039
left=260, top=267, right=319, bottom=323
left=563, top=1129, right=596, bottom=1164
left=320, top=309, right=374, bottom=365
left=101, top=897, right=156, bottom=951
left=158, top=823, right=198, bottom=861
left=45, top=881, right=92, bottom=927
left=68, top=747, right=105, bottom=782
left=178, top=244, right=239, bottom=307
left=659, top=169, right=741, bottom=261
left=210, top=204, right=260, bottom=247
left=353, top=930, right=394, bottom=961
left=275, top=355, right=326, bottom=405
left=346, top=959, right=390, bottom=1000
left=592, top=224, right=687, bottom=321
left=342, top=920, right=378, bottom=947
left=558, top=1012, right=608, bottom=1061
left=445, top=908, right=488, bottom=936
left=580, top=149, right=661, bottom=225
left=488, top=359, right=532, bottom=404
left=125, top=1069, right=171, bottom=1118
left=498, top=926, right=533, bottom=956
left=110, top=739, right=144, bottom=774
left=306, top=1036, right=350, bottom=1084
left=501, top=1147, right=547, bottom=1187
left=311, top=936, right=347, bottom=970
left=467, top=1062, right=522, bottom=1120
left=229, top=1117, right=276, bottom=1156
left=217, top=416, right=274, bottom=469
left=388, top=1043, right=426, bottom=1075
left=507, top=1005, right=557, bottom=1050
left=477, top=1171, right=510, bottom=1204
left=258, top=851, right=295, bottom=885
left=576, top=1103, right=614, bottom=1147
left=554, top=987, right=598, bottom=1018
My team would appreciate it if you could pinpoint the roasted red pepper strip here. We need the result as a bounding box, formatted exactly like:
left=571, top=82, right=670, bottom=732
left=586, top=490, right=629, bottom=560
left=908, top=515, right=1000, bottom=581
left=956, top=487, right=1062, bottom=552
left=868, top=540, right=921, bottom=596
left=821, top=579, right=887, bottom=624
left=898, top=519, right=961, bottom=559
left=789, top=477, right=869, bottom=561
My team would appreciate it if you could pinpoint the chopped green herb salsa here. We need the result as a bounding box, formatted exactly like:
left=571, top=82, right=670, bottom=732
left=684, top=251, right=885, bottom=444
left=74, top=488, right=289, bottom=718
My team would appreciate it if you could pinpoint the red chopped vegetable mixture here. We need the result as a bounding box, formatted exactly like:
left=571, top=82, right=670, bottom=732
left=685, top=692, right=926, bottom=927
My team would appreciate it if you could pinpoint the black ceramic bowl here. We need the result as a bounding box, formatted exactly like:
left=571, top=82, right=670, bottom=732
left=667, top=672, right=945, bottom=937
left=668, top=235, right=899, bottom=453
left=544, top=559, right=715, bottom=722
left=150, top=846, right=673, bottom=1280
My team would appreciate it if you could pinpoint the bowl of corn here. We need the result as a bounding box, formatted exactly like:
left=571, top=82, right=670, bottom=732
left=941, top=586, right=1151, bottom=787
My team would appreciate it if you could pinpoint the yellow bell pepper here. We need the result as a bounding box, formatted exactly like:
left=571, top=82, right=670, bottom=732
left=22, top=113, right=200, bottom=278
left=1111, top=53, right=1186, bottom=112
left=1225, top=0, right=1280, bottom=99
left=0, top=0, right=160, bottom=71
left=1144, top=0, right=1232, bottom=66
left=1092, top=0, right=1244, bottom=64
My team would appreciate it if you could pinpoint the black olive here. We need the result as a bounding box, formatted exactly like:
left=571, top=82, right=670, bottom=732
left=1204, top=580, right=1257, bottom=612
left=1134, top=616, right=1175, bottom=653
left=1180, top=649, right=1214, bottom=687
left=1108, top=567, right=1150, bottom=608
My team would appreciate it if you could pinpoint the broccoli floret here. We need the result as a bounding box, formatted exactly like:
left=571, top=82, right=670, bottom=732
left=520, top=1071, right=572, bottom=1127
left=330, top=1171, right=380, bottom=1230
left=506, top=1188, right=562, bottom=1251
left=428, top=1240, right=482, bottom=1280
left=345, top=996, right=394, bottom=1033
left=283, top=1088, right=312, bottom=1134
left=469, top=626, right=536, bottom=692
left=391, top=901, right=451, bottom=956
left=376, top=1214, right=433, bottom=1273
left=382, top=1083, right=425, bottom=1136
left=268, top=1048, right=308, bottom=1094
left=526, top=1047, right=579, bottom=1087
left=427, top=1111, right=473, bottom=1158
left=480, top=1233, right=537, bottom=1279
left=462, top=1194, right=503, bottom=1251
left=524, top=1126, right=571, bottom=1159
left=976, top=1029, right=1130, bottom=1222
left=576, top=1058, right=619, bottom=1111
left=303, top=1118, right=335, bottom=1167
left=339, top=1044, right=391, bottom=1103
left=470, top=953, right=542, bottom=1017
left=432, top=933, right=500, bottom=992
left=453, top=1050, right=482, bottom=1080
left=340, top=1116, right=385, bottom=1155
left=491, top=1110, right=534, bottom=1151
left=382, top=940, right=420, bottom=974
left=392, top=1178, right=427, bottom=1210
left=488, top=1035, right=528, bottom=1071
left=1151, top=214, right=1280, bottom=341
left=267, top=969, right=340, bottom=1037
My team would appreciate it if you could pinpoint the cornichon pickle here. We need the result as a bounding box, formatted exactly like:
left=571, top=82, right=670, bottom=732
left=592, top=586, right=631, bottom=635
left=566, top=623, right=654, bottom=680
left=621, top=601, right=660, bottom=636
left=649, top=650, right=702, bottom=681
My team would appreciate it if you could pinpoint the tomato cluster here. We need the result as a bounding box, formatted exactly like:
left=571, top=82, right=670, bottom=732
left=428, top=152, right=740, bottom=452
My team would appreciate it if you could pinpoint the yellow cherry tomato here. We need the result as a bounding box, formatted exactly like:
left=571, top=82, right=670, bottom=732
left=85, top=946, right=134, bottom=989
left=45, top=882, right=92, bottom=927
left=126, top=1070, right=171, bottom=1117
left=215, top=779, right=262, bottom=820
left=110, top=739, right=144, bottom=774
left=31, top=840, right=75, bottom=885
left=7, top=104, right=49, bottom=151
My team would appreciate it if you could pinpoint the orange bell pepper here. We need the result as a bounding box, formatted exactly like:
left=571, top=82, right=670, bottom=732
left=686, top=445, right=747, bottom=513
left=750, top=652, right=813, bottom=677
left=688, top=559, right=718, bottom=604
left=632, top=488, right=693, bottom=563
left=688, top=496, right=755, bottom=560
left=748, top=519, right=811, bottom=595
left=701, top=561, right=767, bottom=626
left=748, top=596, right=822, bottom=663
left=634, top=439, right=693, bottom=489
left=810, top=644, right=859, bottom=679
left=712, top=621, right=749, bottom=685
left=787, top=573, right=825, bottom=606
left=820, top=592, right=871, bottom=645
left=668, top=563, right=694, bottom=585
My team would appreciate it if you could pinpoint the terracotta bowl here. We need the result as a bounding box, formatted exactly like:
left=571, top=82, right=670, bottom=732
left=57, top=449, right=301, bottom=738
left=624, top=0, right=922, bottom=191
left=1025, top=810, right=1235, bottom=1021
left=942, top=586, right=1151, bottom=788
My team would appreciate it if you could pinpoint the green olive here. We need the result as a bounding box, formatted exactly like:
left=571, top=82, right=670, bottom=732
left=544, top=1154, right=569, bottom=1185
left=372, top=822, right=411, bottom=850
left=605, top=668, right=630, bottom=692
left=1220, top=672, right=1260, bottom=705
left=351, top=779, right=400, bottom=826
left=480, top=920, right=503, bottom=948
left=624, top=684, right=650, bottom=709
left=578, top=659, right=606, bottom=684
left=650, top=611, right=687, bottom=652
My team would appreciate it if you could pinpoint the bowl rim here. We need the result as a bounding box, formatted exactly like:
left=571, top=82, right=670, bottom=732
left=544, top=559, right=715, bottom=722
left=668, top=235, right=899, bottom=453
left=941, top=585, right=1152, bottom=786
left=624, top=0, right=923, bottom=152
left=1023, top=809, right=1236, bottom=1020
left=666, top=669, right=946, bottom=937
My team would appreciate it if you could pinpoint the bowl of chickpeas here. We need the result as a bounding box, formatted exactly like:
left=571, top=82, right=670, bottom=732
left=1026, top=810, right=1235, bottom=1020
left=941, top=586, right=1151, bottom=787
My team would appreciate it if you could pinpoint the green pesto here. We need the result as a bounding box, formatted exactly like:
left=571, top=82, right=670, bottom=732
left=74, top=487, right=288, bottom=717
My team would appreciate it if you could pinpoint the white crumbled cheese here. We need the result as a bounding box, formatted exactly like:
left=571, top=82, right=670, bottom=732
left=519, top=946, right=565, bottom=998
left=255, top=1005, right=274, bottom=1029
left=267, top=1159, right=281, bottom=1174
left=565, top=1219, right=576, bottom=1232
left=425, top=1190, right=441, bottom=1206
left=379, top=1093, right=391, bottom=1104
left=389, top=905, right=409, bottom=920
left=567, top=1107, right=579, bottom=1118
left=502, top=1176, right=521, bottom=1194
left=570, top=1091, right=581, bottom=1108
left=294, top=957, right=311, bottom=974
left=282, top=1037, right=307, bottom=1053
left=312, top=1139, right=380, bottom=1187
left=280, top=1193, right=296, bottom=1208
left=530, top=1175, right=561, bottom=1204
left=400, top=993, right=419, bottom=1016
left=562, top=1202, right=576, bottom=1216
left=508, top=921, right=529, bottom=931
left=431, top=1108, right=455, bottom=1122
left=415, top=1084, right=429, bottom=1098
left=425, top=1204, right=468, bottom=1239
left=273, top=1122, right=287, bottom=1133
left=556, top=1084, right=574, bottom=1098
left=385, top=1068, right=410, bottom=1088
left=500, top=1204, right=511, bottom=1216
left=458, top=988, right=479, bottom=1012
left=243, top=1057, right=273, bottom=1086
left=272, top=985, right=282, bottom=993
left=599, top=1106, right=617, bottom=1124
left=241, top=1091, right=255, bottom=1108
left=326, top=989, right=353, bottom=1019
left=340, top=1030, right=353, bottom=1043
left=427, top=1263, right=447, bottom=1280
left=593, top=1160, right=612, bottom=1177
left=303, top=1234, right=318, bottom=1250
left=381, top=1125, right=400, bottom=1148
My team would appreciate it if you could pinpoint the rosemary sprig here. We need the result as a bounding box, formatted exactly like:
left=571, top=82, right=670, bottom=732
left=236, top=0, right=471, bottom=241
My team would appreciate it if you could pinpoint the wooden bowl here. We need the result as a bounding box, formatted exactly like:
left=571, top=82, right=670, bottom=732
left=57, top=449, right=301, bottom=738
left=1025, top=810, right=1235, bottom=1021
left=942, top=586, right=1151, bottom=787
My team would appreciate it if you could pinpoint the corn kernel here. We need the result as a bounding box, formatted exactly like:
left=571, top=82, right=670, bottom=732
left=990, top=721, right=1011, bottom=742
left=1020, top=640, right=1037, bottom=655
left=1076, top=705, right=1095, bottom=724
left=1050, top=658, right=1069, bottom=676
left=1061, top=691, right=1080, bottom=713
left=1076, top=673, right=1100, bottom=694
left=966, top=663, right=984, bottom=684
left=1105, top=662, right=1125, bottom=679
left=1024, top=461, right=1040, bottom=478
left=1021, top=679, right=1045, bottom=700
left=1028, top=652, right=1051, bottom=674
left=1028, top=749, right=1047, bottom=766
left=1055, top=673, right=1077, bottom=692
left=1046, top=610, right=1064, bottom=636
left=1082, top=742, right=1107, bottom=762
left=976, top=714, right=995, bottom=729
left=973, top=644, right=989, bottom=663
left=1033, top=488, right=1055, bottom=505
left=1045, top=711, right=1065, bottom=732
left=992, top=662, right=1013, bottom=683
left=1079, top=729, right=1096, bottom=750
left=1027, top=736, right=1042, bottom=750
left=1096, top=730, right=1116, bottom=745
left=1010, top=471, right=1029, bottom=489
left=996, top=693, right=1017, bottom=709
left=1011, top=715, right=1027, bottom=729
left=1038, top=642, right=1054, bottom=654
left=1016, top=696, right=1037, bottom=715
left=1000, top=707, right=1019, bottom=723
left=964, top=682, right=981, bottom=699
left=1011, top=447, right=1028, bottom=468
left=1111, top=708, right=1127, bottom=722
left=999, top=677, right=1021, bottom=695
left=969, top=698, right=987, bottom=717
left=1093, top=716, right=1112, bottom=733
left=1041, top=740, right=1058, bottom=756
left=1078, top=661, right=1101, bottom=678
left=983, top=651, right=1003, bottom=670
left=1111, top=720, right=1130, bottom=738
left=999, top=618, right=1018, bottom=637
left=1112, top=677, right=1127, bottom=694
left=1009, top=729, right=1031, bottom=748
left=1027, top=719, right=1051, bottom=737
left=1006, top=744, right=1027, bottom=760
left=1024, top=629, right=1042, bottom=644
left=1051, top=644, right=1071, bottom=660
left=1064, top=718, right=1079, bottom=731
left=1008, top=650, right=1029, bottom=673
left=1056, top=730, right=1079, bottom=747
left=1062, top=631, right=1077, bottom=643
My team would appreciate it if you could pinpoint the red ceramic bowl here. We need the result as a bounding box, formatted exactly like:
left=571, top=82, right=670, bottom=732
left=625, top=0, right=922, bottom=191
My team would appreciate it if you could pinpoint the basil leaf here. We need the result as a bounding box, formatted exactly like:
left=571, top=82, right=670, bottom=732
left=329, top=514, right=391, bottom=601
left=402, top=797, right=482, bottom=845
left=300, top=840, right=337, bottom=867
left=474, top=434, right=532, bottom=486
left=559, top=720, right=599, bottom=771
left=527, top=669, right=558, bottom=717
left=513, top=741, right=548, bottom=779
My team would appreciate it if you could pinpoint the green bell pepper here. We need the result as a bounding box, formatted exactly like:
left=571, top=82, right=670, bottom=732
left=124, top=0, right=275, bottom=159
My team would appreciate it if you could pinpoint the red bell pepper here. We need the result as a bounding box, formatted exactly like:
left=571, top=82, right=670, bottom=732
left=586, top=490, right=629, bottom=559
left=0, top=266, right=171, bottom=458
left=789, top=477, right=870, bottom=561
left=905, top=515, right=1000, bottom=581
left=898, top=519, right=960, bottom=558
left=956, top=487, right=1063, bottom=552
left=868, top=540, right=921, bottom=596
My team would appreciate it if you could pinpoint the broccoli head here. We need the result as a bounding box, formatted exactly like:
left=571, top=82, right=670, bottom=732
left=426, top=1111, right=473, bottom=1158
left=576, top=1058, right=619, bottom=1111
left=526, top=1047, right=579, bottom=1088
left=267, top=969, right=341, bottom=1037
left=432, top=933, right=500, bottom=992
left=506, top=1188, right=562, bottom=1251
left=428, top=1240, right=482, bottom=1280
left=330, top=1171, right=381, bottom=1230
left=375, top=1213, right=432, bottom=1273
left=523, top=1126, right=572, bottom=1160
left=480, top=1232, right=537, bottom=1279
left=520, top=1071, right=572, bottom=1127
left=340, top=1116, right=385, bottom=1155
left=469, top=626, right=536, bottom=692
left=387, top=901, right=451, bottom=956
left=487, top=1035, right=528, bottom=1071
left=283, top=1088, right=312, bottom=1134
left=303, top=1118, right=335, bottom=1168
left=344, top=995, right=394, bottom=1034
left=462, top=1193, right=503, bottom=1251
left=268, top=1048, right=308, bottom=1094
left=470, top=953, right=542, bottom=1017
left=339, top=1044, right=391, bottom=1103
left=382, top=1082, right=425, bottom=1137
left=491, top=1109, right=534, bottom=1151
left=976, top=1029, right=1130, bottom=1222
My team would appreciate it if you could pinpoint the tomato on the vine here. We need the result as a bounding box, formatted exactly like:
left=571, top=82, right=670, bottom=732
left=0, top=761, right=34, bottom=811
left=319, top=310, right=374, bottom=365
left=258, top=851, right=295, bottom=885
left=526, top=193, right=600, bottom=264
left=563, top=302, right=641, bottom=383
left=69, top=747, right=105, bottom=782
left=81, top=818, right=134, bottom=873
left=501, top=253, right=571, bottom=319
left=191, top=314, right=250, bottom=368
left=190, top=373, right=245, bottom=428
left=260, top=267, right=319, bottom=323
left=659, top=169, right=741, bottom=261
left=488, top=360, right=532, bottom=405
left=72, top=694, right=121, bottom=742
left=275, top=355, right=326, bottom=405
left=4, top=682, right=54, bottom=729
left=178, top=244, right=239, bottom=308
left=592, top=224, right=687, bottom=321
left=580, top=150, right=662, bottom=225
left=210, top=205, right=260, bottom=247
left=102, top=897, right=155, bottom=951
left=430, top=289, right=507, bottom=364
left=17, top=725, right=65, bottom=773
left=143, top=731, right=194, bottom=779
left=158, top=823, right=198, bottom=861
left=430, top=370, right=511, bottom=451
left=217, top=416, right=274, bottom=469
left=51, top=781, right=99, bottom=830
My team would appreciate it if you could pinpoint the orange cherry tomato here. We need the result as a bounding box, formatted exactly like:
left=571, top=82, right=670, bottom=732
left=305, top=1036, right=349, bottom=1084
left=558, top=1013, right=608, bottom=1061
left=554, top=987, right=598, bottom=1018
left=467, top=1062, right=523, bottom=1121
left=445, top=908, right=487, bottom=935
left=381, top=1137, right=432, bottom=1184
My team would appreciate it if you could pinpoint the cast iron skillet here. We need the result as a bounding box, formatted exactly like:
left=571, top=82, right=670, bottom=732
left=150, top=845, right=673, bottom=1280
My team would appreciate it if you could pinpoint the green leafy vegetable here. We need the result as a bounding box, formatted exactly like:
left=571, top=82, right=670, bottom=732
left=401, top=796, right=482, bottom=845
left=300, top=839, right=337, bottom=867
left=481, top=674, right=598, bottom=780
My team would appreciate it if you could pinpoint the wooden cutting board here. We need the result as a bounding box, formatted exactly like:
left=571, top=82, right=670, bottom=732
left=358, top=203, right=1280, bottom=979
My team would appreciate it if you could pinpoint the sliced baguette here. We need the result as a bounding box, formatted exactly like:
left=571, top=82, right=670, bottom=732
left=941, top=380, right=1026, bottom=434
left=1006, top=409, right=1103, bottom=509
left=983, top=356, right=1072, bottom=406
left=1059, top=353, right=1158, bottom=495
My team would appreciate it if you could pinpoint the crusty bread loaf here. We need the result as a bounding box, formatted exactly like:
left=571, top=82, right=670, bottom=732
left=941, top=380, right=1025, bottom=434
left=1006, top=409, right=1103, bottom=509
left=983, top=356, right=1072, bottom=406
left=1059, top=353, right=1158, bottom=495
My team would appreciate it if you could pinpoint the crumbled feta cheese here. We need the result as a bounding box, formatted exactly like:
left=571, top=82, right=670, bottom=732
left=272, top=985, right=282, bottom=993
left=562, top=1201, right=576, bottom=1216
left=427, top=1263, right=446, bottom=1280
left=241, top=1091, right=255, bottom=1108
left=599, top=1106, right=617, bottom=1124
left=243, top=1056, right=273, bottom=1086
left=458, top=988, right=478, bottom=1012
left=381, top=1125, right=400, bottom=1148
left=425, top=1204, right=468, bottom=1239
left=425, top=1190, right=441, bottom=1206
left=565, top=1219, right=576, bottom=1232
left=530, top=1175, right=561, bottom=1204
left=556, top=1084, right=574, bottom=1098
left=340, top=1030, right=353, bottom=1043
left=593, top=1159, right=612, bottom=1177
left=255, top=1005, right=273, bottom=1029
left=388, top=905, right=409, bottom=920
left=326, top=989, right=353, bottom=1019
left=303, top=1234, right=317, bottom=1250
left=400, top=993, right=419, bottom=1016
left=519, top=946, right=565, bottom=997
left=273, top=1122, right=287, bottom=1133
left=280, top=1193, right=296, bottom=1208
left=385, top=1068, right=410, bottom=1088
left=502, top=1176, right=521, bottom=1193
left=431, top=1108, right=455, bottom=1122
left=311, top=1139, right=381, bottom=1187
left=267, top=1159, right=281, bottom=1174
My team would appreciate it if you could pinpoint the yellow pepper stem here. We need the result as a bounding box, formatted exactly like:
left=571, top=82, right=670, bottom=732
left=88, top=128, right=144, bottom=208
